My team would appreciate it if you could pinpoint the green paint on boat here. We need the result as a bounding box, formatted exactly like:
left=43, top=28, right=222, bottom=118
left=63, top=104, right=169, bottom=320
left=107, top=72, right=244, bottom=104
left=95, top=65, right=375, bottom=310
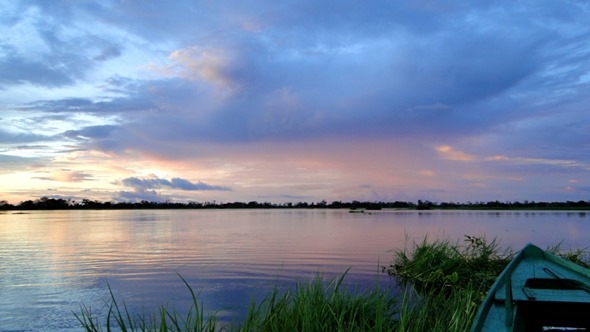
left=471, top=243, right=590, bottom=331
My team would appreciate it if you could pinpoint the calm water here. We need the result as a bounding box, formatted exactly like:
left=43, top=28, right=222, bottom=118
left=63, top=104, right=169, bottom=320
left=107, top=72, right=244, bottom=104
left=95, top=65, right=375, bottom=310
left=0, top=209, right=589, bottom=330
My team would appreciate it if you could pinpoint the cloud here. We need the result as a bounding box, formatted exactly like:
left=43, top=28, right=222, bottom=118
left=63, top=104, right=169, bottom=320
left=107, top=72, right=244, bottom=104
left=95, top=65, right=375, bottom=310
left=0, top=128, right=49, bottom=144
left=115, top=188, right=168, bottom=203
left=0, top=154, right=44, bottom=173
left=122, top=176, right=230, bottom=191
left=114, top=176, right=231, bottom=203
left=0, top=5, right=94, bottom=88
left=63, top=125, right=119, bottom=140
left=168, top=46, right=236, bottom=88
left=483, top=155, right=590, bottom=177
left=9, top=1, right=589, bottom=150
left=0, top=53, right=77, bottom=87
left=2, top=1, right=590, bottom=203
left=94, top=45, right=122, bottom=62
left=99, top=1, right=580, bottom=151
left=573, top=186, right=590, bottom=194
left=19, top=96, right=156, bottom=113
left=34, top=170, right=94, bottom=183
left=435, top=145, right=477, bottom=162
left=62, top=125, right=121, bottom=150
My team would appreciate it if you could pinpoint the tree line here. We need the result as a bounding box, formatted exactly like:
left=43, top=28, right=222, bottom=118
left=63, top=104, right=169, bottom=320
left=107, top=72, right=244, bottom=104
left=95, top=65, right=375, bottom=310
left=0, top=197, right=589, bottom=210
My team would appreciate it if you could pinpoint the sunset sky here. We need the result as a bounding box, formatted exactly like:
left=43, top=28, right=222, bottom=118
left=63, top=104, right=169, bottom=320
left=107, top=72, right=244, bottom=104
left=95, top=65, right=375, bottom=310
left=1, top=1, right=590, bottom=204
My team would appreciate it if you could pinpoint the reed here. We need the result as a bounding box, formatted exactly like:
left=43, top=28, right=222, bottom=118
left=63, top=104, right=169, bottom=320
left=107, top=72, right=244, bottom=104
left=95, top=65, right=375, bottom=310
left=76, top=236, right=589, bottom=331
left=546, top=242, right=590, bottom=269
left=74, top=274, right=219, bottom=332
left=75, top=271, right=396, bottom=331
left=241, top=269, right=396, bottom=331
left=394, top=284, right=481, bottom=332
left=386, top=235, right=513, bottom=294
left=384, top=235, right=514, bottom=331
left=386, top=235, right=590, bottom=331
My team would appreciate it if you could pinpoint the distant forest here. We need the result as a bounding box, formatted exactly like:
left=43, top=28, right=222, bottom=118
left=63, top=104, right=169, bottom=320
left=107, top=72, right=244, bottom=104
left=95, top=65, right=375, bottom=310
left=1, top=197, right=590, bottom=210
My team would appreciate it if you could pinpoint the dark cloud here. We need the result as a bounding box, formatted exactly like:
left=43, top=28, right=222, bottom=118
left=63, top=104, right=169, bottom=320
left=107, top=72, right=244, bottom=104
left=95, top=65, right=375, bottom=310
left=93, top=45, right=122, bottom=62
left=61, top=125, right=125, bottom=152
left=0, top=2, right=125, bottom=88
left=2, top=0, right=590, bottom=203
left=86, top=1, right=577, bottom=149
left=0, top=53, right=76, bottom=87
left=122, top=176, right=230, bottom=191
left=63, top=125, right=119, bottom=140
left=19, top=96, right=156, bottom=113
left=101, top=75, right=147, bottom=95
left=8, top=1, right=589, bottom=140
left=0, top=128, right=49, bottom=144
left=0, top=33, right=89, bottom=88
left=114, top=188, right=168, bottom=203
left=116, top=175, right=232, bottom=203
left=277, top=194, right=309, bottom=200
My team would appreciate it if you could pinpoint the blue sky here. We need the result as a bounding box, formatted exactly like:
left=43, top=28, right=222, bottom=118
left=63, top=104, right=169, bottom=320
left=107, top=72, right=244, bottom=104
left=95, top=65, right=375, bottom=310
left=1, top=0, right=590, bottom=204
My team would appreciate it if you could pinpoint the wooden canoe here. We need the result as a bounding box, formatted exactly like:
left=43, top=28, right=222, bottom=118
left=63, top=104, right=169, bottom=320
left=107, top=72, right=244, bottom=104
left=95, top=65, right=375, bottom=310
left=470, top=243, right=590, bottom=331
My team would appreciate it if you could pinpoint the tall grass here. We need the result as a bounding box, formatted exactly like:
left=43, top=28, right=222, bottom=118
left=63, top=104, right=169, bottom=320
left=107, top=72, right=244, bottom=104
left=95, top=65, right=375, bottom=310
left=385, top=235, right=515, bottom=332
left=77, top=236, right=590, bottom=332
left=241, top=269, right=396, bottom=331
left=394, top=285, right=482, bottom=332
left=386, top=235, right=513, bottom=294
left=546, top=242, right=590, bottom=269
left=74, top=274, right=219, bottom=332
left=75, top=271, right=396, bottom=332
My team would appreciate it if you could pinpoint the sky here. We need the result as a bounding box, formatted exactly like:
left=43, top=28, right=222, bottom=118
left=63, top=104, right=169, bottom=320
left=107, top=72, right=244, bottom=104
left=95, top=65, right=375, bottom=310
left=1, top=0, right=590, bottom=204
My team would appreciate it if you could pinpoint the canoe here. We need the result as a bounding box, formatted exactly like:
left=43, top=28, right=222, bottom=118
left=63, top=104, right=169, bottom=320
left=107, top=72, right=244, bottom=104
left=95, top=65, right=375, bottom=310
left=471, top=243, right=590, bottom=331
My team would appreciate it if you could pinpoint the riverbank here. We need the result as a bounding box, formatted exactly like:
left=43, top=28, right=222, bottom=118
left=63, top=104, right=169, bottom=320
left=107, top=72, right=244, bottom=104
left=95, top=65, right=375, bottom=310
left=386, top=236, right=589, bottom=331
left=2, top=196, right=590, bottom=210
left=76, top=236, right=590, bottom=331
left=76, top=272, right=397, bottom=331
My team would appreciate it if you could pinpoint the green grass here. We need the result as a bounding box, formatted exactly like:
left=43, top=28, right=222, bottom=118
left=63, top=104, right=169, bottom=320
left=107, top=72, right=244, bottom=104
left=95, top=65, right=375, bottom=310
left=74, top=274, right=218, bottom=332
left=76, top=236, right=590, bottom=332
left=241, top=269, right=396, bottom=331
left=386, top=235, right=590, bottom=331
left=386, top=235, right=514, bottom=295
left=75, top=270, right=396, bottom=331
left=393, top=284, right=482, bottom=332
left=546, top=242, right=590, bottom=269
left=384, top=235, right=514, bottom=332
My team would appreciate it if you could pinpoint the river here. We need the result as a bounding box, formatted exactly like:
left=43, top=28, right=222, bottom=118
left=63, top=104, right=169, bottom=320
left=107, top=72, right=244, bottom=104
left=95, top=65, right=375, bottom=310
left=0, top=209, right=588, bottom=330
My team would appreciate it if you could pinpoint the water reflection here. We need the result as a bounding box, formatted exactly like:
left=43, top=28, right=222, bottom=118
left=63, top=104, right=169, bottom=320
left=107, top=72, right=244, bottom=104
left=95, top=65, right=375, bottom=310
left=0, top=209, right=588, bottom=330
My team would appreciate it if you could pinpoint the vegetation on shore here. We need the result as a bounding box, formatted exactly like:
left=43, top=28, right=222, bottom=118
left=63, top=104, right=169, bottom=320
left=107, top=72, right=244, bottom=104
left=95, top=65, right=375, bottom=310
left=387, top=235, right=514, bottom=295
left=76, top=271, right=397, bottom=331
left=76, top=236, right=590, bottom=331
left=385, top=235, right=589, bottom=331
left=2, top=196, right=590, bottom=210
left=240, top=269, right=396, bottom=331
left=385, top=236, right=514, bottom=331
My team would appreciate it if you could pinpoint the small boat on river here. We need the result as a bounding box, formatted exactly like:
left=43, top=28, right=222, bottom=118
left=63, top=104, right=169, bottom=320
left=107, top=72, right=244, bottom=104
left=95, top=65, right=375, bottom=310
left=471, top=243, right=590, bottom=331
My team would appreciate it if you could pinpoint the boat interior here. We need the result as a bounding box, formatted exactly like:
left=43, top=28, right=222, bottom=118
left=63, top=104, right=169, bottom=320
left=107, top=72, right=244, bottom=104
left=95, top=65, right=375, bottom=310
left=513, top=277, right=590, bottom=331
